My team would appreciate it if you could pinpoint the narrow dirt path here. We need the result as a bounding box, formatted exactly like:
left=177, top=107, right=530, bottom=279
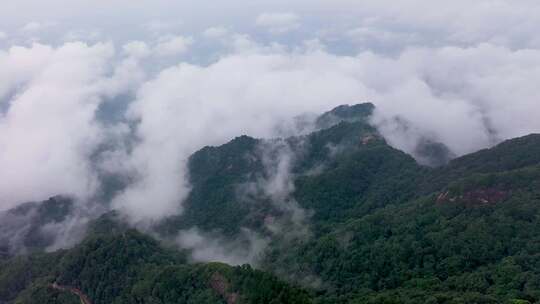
left=50, top=283, right=93, bottom=304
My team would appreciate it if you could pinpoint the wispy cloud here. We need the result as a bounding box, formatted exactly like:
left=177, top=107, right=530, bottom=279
left=256, top=12, right=300, bottom=34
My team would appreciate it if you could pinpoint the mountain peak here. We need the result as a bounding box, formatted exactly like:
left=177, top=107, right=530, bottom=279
left=315, top=103, right=375, bottom=129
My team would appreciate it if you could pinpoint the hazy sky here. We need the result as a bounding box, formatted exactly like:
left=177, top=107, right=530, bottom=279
left=2, top=0, right=540, bottom=51
left=1, top=0, right=540, bottom=221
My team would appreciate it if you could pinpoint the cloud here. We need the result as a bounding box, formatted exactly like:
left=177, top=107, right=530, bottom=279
left=203, top=26, right=229, bottom=39
left=346, top=27, right=421, bottom=51
left=123, top=41, right=151, bottom=59
left=110, top=47, right=366, bottom=222
left=256, top=140, right=311, bottom=237
left=0, top=42, right=142, bottom=211
left=337, top=0, right=540, bottom=49
left=176, top=227, right=268, bottom=266
left=122, top=36, right=194, bottom=61
left=41, top=212, right=92, bottom=252
left=256, top=12, right=300, bottom=34
left=20, top=22, right=43, bottom=32
left=0, top=31, right=7, bottom=40
left=153, top=35, right=194, bottom=57
left=368, top=44, right=540, bottom=156
left=143, top=20, right=184, bottom=35
left=1, top=36, right=540, bottom=226
left=0, top=208, right=36, bottom=255
left=2, top=1, right=540, bottom=49
left=63, top=29, right=102, bottom=42
left=20, top=21, right=54, bottom=33
left=170, top=123, right=313, bottom=266
left=61, top=39, right=537, bottom=224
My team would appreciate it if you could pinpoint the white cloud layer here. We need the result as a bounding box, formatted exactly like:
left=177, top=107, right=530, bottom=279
left=20, top=22, right=48, bottom=33
left=110, top=42, right=540, bottom=222
left=122, top=35, right=193, bottom=60
left=255, top=12, right=300, bottom=34
left=203, top=26, right=229, bottom=39
left=0, top=42, right=142, bottom=210
left=177, top=227, right=268, bottom=265
left=0, top=43, right=109, bottom=209
left=153, top=35, right=193, bottom=57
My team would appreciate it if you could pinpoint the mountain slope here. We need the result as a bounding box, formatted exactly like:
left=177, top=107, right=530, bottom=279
left=267, top=167, right=540, bottom=303
left=0, top=226, right=312, bottom=304
left=262, top=135, right=540, bottom=303
left=422, top=134, right=540, bottom=193
left=0, top=196, right=75, bottom=256
left=160, top=104, right=425, bottom=238
left=1, top=104, right=540, bottom=304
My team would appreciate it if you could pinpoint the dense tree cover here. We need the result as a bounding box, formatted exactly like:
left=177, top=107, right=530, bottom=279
left=421, top=134, right=540, bottom=194
left=265, top=167, right=540, bottom=303
left=166, top=105, right=540, bottom=303
left=0, top=228, right=311, bottom=303
left=160, top=104, right=421, bottom=237
left=0, top=252, right=64, bottom=301
left=314, top=103, right=375, bottom=130
left=166, top=135, right=267, bottom=235
left=2, top=104, right=540, bottom=303
left=294, top=140, right=422, bottom=226
left=13, top=279, right=80, bottom=304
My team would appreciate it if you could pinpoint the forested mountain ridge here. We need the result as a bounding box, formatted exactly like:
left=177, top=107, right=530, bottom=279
left=0, top=226, right=311, bottom=304
left=1, top=104, right=540, bottom=303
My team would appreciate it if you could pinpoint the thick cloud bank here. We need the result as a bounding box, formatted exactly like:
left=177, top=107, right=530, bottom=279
left=1, top=39, right=540, bottom=222
left=0, top=42, right=140, bottom=210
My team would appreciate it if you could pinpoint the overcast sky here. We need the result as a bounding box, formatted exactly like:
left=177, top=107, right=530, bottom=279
left=1, top=0, right=540, bottom=221
left=2, top=0, right=540, bottom=51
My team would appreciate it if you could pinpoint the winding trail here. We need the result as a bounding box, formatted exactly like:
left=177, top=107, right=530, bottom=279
left=50, top=283, right=92, bottom=304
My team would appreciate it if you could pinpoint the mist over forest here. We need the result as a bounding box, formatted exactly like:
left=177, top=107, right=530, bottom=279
left=1, top=1, right=540, bottom=303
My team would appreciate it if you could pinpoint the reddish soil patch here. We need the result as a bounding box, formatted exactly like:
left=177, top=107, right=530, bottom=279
left=210, top=273, right=240, bottom=304
left=50, top=283, right=92, bottom=304
left=437, top=188, right=510, bottom=206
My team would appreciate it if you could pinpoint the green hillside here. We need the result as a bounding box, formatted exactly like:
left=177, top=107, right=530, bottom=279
left=0, top=227, right=311, bottom=304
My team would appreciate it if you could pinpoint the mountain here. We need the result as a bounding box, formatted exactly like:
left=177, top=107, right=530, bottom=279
left=160, top=103, right=422, bottom=237
left=314, top=103, right=375, bottom=130
left=0, top=196, right=75, bottom=256
left=0, top=224, right=311, bottom=304
left=1, top=104, right=540, bottom=303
